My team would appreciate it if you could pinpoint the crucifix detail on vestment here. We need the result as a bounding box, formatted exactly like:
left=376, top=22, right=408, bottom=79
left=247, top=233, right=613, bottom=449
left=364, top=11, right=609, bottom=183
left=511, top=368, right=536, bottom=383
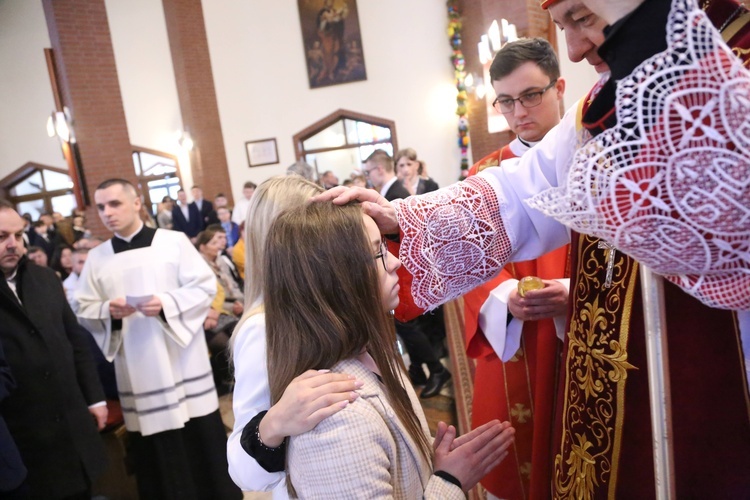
left=598, top=241, right=617, bottom=288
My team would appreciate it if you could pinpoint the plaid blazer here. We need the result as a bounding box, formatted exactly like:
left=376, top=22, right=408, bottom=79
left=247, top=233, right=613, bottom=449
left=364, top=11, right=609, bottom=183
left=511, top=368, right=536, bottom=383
left=287, top=358, right=464, bottom=499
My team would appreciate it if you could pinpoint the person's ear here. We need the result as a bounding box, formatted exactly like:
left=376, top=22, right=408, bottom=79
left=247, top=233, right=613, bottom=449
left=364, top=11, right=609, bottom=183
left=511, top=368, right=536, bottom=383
left=555, top=77, right=566, bottom=100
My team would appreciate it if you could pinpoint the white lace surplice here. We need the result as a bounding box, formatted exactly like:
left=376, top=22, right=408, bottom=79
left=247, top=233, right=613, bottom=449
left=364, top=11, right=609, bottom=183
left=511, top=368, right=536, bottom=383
left=527, top=0, right=750, bottom=311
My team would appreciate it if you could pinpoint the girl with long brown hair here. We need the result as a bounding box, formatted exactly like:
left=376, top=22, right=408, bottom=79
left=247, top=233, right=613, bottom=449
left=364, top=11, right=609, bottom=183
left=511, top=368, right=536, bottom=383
left=265, top=202, right=515, bottom=498
left=227, top=176, right=362, bottom=497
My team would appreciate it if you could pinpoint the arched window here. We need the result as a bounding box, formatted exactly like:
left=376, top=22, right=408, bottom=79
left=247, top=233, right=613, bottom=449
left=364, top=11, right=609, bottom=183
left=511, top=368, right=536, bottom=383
left=293, top=109, right=398, bottom=182
left=132, top=147, right=182, bottom=216
left=0, top=163, right=76, bottom=219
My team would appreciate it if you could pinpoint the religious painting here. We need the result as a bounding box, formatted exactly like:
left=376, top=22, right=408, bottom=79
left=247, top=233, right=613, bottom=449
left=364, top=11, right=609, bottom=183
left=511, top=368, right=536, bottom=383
left=297, top=0, right=367, bottom=88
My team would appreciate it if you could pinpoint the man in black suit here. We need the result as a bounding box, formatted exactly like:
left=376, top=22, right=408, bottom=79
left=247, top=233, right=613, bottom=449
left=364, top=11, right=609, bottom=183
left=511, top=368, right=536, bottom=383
left=0, top=200, right=108, bottom=499
left=0, top=340, right=26, bottom=497
left=190, top=185, right=216, bottom=229
left=361, top=150, right=451, bottom=398
left=362, top=149, right=410, bottom=202
left=172, top=188, right=202, bottom=240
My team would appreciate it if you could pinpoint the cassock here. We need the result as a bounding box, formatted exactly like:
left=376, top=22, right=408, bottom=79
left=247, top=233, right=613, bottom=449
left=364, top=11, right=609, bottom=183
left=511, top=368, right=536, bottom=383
left=75, top=225, right=241, bottom=499
left=392, top=1, right=750, bottom=496
left=463, top=138, right=569, bottom=499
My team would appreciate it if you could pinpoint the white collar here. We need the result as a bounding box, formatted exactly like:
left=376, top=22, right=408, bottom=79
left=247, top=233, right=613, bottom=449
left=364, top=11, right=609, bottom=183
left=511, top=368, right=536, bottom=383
left=114, top=221, right=145, bottom=242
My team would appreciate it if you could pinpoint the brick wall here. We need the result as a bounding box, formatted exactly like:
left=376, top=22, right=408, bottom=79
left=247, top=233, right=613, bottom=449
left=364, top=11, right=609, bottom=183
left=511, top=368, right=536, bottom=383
left=460, top=0, right=553, bottom=163
left=42, top=0, right=136, bottom=238
left=162, top=0, right=233, bottom=205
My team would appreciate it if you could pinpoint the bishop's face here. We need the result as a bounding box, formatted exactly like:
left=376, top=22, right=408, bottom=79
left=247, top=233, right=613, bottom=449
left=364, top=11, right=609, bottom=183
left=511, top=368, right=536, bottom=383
left=94, top=184, right=142, bottom=237
left=549, top=0, right=609, bottom=74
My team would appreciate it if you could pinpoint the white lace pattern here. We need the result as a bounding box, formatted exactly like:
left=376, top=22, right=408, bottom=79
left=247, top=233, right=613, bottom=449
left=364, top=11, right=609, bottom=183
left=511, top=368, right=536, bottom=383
left=394, top=176, right=512, bottom=310
left=527, top=0, right=750, bottom=310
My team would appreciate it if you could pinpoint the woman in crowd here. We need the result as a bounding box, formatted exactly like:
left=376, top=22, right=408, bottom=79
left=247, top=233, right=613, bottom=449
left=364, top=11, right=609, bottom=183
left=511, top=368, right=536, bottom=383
left=197, top=225, right=244, bottom=395
left=227, top=176, right=362, bottom=497
left=393, top=149, right=449, bottom=398
left=394, top=147, right=439, bottom=196
left=264, top=201, right=515, bottom=497
left=50, top=243, right=73, bottom=280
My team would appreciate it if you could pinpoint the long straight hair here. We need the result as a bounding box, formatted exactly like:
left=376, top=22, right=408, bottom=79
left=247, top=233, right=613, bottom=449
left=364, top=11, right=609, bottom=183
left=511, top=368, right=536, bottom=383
left=264, top=202, right=432, bottom=466
left=230, top=175, right=324, bottom=353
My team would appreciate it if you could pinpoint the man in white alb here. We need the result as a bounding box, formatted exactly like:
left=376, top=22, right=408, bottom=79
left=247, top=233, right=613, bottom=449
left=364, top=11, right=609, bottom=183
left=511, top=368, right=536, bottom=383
left=75, top=178, right=241, bottom=499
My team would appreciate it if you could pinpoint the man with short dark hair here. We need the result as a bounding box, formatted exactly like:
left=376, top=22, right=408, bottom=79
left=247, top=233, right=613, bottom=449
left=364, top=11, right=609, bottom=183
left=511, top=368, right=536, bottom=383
left=362, top=150, right=410, bottom=201
left=75, top=179, right=240, bottom=499
left=25, top=246, right=47, bottom=267
left=190, top=185, right=216, bottom=229
left=172, top=188, right=201, bottom=240
left=231, top=181, right=256, bottom=226
left=0, top=200, right=107, bottom=498
left=463, top=37, right=569, bottom=499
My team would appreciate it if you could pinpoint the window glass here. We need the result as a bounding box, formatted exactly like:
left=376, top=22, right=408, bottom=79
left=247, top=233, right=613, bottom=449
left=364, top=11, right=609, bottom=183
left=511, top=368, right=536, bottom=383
left=51, top=194, right=77, bottom=218
left=147, top=177, right=181, bottom=215
left=43, top=170, right=74, bottom=191
left=16, top=200, right=46, bottom=221
left=302, top=121, right=346, bottom=151
left=9, top=171, right=43, bottom=197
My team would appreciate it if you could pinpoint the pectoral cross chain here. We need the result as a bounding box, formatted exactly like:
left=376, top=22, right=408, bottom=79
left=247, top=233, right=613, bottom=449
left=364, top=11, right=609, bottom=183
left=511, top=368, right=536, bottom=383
left=598, top=241, right=617, bottom=288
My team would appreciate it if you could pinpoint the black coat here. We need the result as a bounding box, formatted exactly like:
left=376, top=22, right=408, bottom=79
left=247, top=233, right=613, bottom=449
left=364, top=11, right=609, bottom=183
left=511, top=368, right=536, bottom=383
left=0, top=341, right=26, bottom=493
left=0, top=259, right=106, bottom=498
left=417, top=177, right=439, bottom=195
left=191, top=199, right=215, bottom=230
left=172, top=203, right=202, bottom=237
left=384, top=178, right=411, bottom=202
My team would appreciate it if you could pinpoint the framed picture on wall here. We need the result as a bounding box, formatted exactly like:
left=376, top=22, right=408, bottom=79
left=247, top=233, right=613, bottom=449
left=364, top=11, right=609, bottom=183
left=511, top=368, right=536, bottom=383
left=297, top=0, right=367, bottom=89
left=245, top=138, right=279, bottom=167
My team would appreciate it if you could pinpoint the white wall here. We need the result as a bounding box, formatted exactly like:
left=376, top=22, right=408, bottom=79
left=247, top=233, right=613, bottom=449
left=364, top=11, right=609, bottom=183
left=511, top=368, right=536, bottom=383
left=104, top=0, right=184, bottom=155
left=7, top=1, right=585, bottom=194
left=0, top=0, right=67, bottom=174
left=201, top=0, right=461, bottom=195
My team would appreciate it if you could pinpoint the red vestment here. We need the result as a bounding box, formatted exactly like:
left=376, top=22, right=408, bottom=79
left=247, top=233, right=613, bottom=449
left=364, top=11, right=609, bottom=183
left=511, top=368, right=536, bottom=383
left=464, top=145, right=569, bottom=499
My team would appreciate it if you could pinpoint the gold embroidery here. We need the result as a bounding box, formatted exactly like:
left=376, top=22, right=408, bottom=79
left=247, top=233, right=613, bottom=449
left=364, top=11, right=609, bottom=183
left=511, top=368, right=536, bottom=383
left=553, top=235, right=639, bottom=498
left=733, top=47, right=750, bottom=67
left=475, top=156, right=500, bottom=173
left=520, top=462, right=532, bottom=478
left=510, top=403, right=531, bottom=424
left=508, top=346, right=524, bottom=363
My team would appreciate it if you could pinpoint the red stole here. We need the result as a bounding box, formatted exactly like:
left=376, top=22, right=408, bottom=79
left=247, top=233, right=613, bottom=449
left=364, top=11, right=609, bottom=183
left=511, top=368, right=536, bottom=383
left=464, top=145, right=570, bottom=499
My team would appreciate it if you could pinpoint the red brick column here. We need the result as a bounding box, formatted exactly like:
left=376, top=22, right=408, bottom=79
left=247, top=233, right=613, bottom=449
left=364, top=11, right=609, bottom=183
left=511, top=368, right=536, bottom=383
left=460, top=0, right=554, bottom=162
left=162, top=0, right=233, bottom=204
left=42, top=0, right=137, bottom=237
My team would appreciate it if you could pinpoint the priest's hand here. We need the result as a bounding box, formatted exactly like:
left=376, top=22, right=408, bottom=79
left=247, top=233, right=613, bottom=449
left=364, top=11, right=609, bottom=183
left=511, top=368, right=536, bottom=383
left=137, top=296, right=163, bottom=317
left=311, top=186, right=400, bottom=235
left=508, top=279, right=568, bottom=322
left=433, top=419, right=514, bottom=492
left=259, top=369, right=363, bottom=448
left=89, top=404, right=109, bottom=430
left=109, top=297, right=136, bottom=320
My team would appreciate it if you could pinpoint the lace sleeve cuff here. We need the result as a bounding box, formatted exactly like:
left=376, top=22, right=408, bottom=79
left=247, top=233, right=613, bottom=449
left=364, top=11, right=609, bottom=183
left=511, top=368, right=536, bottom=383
left=394, top=176, right=513, bottom=310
